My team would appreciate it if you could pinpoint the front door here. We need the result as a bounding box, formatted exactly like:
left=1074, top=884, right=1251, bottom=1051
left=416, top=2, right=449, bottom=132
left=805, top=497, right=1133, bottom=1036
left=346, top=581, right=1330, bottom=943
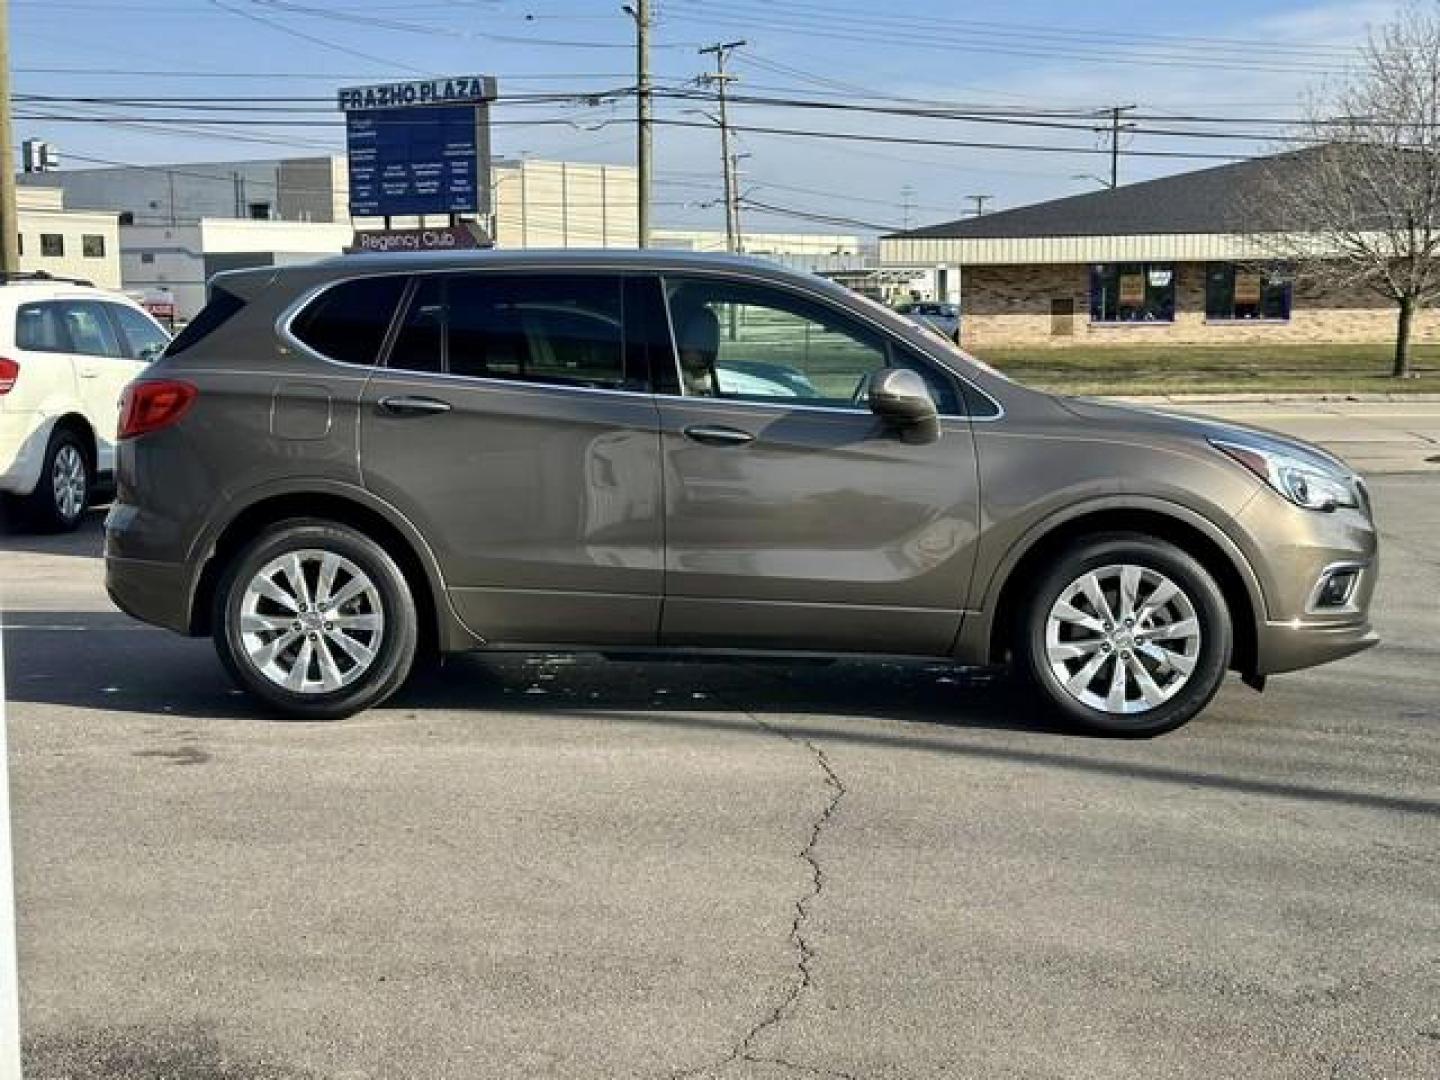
left=359, top=271, right=664, bottom=646
left=654, top=274, right=981, bottom=656
left=57, top=299, right=142, bottom=477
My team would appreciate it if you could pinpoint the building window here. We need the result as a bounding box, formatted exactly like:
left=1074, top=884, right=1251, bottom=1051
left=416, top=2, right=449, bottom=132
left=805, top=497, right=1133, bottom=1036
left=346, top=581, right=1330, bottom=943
left=140, top=253, right=156, bottom=264
left=1089, top=263, right=1175, bottom=323
left=15, top=235, right=21, bottom=256
left=1206, top=263, right=1292, bottom=321
left=248, top=202, right=272, bottom=220
left=40, top=234, right=64, bottom=258
left=82, top=234, right=106, bottom=258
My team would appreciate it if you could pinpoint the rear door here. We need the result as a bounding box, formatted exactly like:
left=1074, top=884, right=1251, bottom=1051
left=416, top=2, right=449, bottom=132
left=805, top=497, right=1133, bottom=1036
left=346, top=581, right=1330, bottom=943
left=56, top=299, right=136, bottom=476
left=654, top=274, right=981, bottom=656
left=357, top=270, right=665, bottom=646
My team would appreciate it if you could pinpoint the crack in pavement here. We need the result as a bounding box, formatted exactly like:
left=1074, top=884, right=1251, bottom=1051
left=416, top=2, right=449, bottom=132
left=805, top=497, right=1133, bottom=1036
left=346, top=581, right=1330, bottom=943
left=670, top=703, right=855, bottom=1080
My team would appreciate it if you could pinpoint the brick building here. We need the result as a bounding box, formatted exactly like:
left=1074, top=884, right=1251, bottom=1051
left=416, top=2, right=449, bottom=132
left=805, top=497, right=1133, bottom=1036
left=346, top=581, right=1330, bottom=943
left=878, top=149, right=1432, bottom=349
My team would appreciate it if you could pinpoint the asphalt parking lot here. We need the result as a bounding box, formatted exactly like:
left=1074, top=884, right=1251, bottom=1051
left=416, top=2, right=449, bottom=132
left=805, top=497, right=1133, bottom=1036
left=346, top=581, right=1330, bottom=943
left=3, top=408, right=1438, bottom=1080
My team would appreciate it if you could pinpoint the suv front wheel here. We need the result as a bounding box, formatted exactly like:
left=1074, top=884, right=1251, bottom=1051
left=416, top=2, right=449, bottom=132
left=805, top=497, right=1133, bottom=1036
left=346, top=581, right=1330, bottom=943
left=213, top=520, right=418, bottom=719
left=1018, top=533, right=1233, bottom=736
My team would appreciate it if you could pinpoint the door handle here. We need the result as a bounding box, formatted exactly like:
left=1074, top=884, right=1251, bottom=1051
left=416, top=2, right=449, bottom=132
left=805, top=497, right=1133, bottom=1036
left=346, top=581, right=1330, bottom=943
left=78, top=367, right=99, bottom=379
left=378, top=395, right=452, bottom=417
left=684, top=424, right=754, bottom=447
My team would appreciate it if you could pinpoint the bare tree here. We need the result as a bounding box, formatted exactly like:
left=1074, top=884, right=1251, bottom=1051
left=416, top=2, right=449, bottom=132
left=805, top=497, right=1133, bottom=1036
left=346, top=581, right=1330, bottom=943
left=1257, top=4, right=1440, bottom=378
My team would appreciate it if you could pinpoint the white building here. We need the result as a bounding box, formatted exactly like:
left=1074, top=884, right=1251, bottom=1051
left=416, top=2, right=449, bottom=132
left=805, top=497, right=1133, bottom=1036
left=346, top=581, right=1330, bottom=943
left=13, top=188, right=120, bottom=289
left=121, top=219, right=354, bottom=320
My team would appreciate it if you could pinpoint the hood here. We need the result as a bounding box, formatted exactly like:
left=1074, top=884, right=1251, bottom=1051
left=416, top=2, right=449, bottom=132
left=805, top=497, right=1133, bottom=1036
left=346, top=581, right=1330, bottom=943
left=1055, top=396, right=1355, bottom=476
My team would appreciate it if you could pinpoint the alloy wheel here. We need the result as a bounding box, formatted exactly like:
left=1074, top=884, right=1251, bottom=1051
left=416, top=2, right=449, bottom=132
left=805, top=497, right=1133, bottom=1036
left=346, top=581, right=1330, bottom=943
left=52, top=443, right=86, bottom=523
left=1044, top=563, right=1203, bottom=715
left=238, top=549, right=386, bottom=694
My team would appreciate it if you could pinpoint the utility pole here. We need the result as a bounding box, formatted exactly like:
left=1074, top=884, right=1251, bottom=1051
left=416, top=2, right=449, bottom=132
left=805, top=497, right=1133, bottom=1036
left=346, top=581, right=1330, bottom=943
left=965, top=194, right=993, bottom=217
left=730, top=150, right=750, bottom=254
left=900, top=184, right=916, bottom=230
left=622, top=1, right=652, bottom=247
left=0, top=0, right=21, bottom=276
left=699, top=39, right=745, bottom=254
left=1106, top=104, right=1135, bottom=189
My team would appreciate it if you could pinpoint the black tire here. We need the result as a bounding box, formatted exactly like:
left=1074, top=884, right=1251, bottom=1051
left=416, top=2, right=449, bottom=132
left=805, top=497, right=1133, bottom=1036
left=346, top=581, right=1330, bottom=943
left=23, top=426, right=91, bottom=533
left=212, top=519, right=419, bottom=720
left=1016, top=532, right=1232, bottom=737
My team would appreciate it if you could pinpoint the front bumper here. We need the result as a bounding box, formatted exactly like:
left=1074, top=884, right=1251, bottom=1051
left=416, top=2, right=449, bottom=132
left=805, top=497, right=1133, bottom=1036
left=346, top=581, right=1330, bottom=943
left=1254, top=615, right=1379, bottom=676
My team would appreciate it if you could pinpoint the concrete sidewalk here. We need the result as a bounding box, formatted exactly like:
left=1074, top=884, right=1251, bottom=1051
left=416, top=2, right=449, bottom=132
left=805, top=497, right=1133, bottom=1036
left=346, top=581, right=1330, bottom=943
left=1114, top=399, right=1440, bottom=474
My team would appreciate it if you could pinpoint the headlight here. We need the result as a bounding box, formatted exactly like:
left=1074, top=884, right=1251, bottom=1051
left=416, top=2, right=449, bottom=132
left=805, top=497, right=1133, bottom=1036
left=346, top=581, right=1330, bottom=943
left=1211, top=439, right=1358, bottom=512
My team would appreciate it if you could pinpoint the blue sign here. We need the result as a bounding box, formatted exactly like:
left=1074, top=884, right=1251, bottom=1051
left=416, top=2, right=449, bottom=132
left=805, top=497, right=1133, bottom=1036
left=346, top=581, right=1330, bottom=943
left=345, top=105, right=485, bottom=219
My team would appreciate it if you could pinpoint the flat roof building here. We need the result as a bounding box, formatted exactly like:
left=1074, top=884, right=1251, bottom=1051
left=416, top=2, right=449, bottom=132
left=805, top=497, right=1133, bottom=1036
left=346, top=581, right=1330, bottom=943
left=13, top=187, right=120, bottom=289
left=879, top=149, right=1430, bottom=349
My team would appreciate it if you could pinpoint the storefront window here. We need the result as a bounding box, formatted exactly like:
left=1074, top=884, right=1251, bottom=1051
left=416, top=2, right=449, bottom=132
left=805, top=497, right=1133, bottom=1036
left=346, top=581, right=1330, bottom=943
left=1089, top=263, right=1175, bottom=323
left=1205, top=263, right=1292, bottom=321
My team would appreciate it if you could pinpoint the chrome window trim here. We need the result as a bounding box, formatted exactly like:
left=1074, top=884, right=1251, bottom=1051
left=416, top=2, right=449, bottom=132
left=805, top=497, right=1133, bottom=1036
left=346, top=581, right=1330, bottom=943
left=275, top=262, right=1004, bottom=421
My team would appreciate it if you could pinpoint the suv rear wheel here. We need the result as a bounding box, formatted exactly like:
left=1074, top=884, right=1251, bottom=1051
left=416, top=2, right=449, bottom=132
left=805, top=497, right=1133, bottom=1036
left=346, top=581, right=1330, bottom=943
left=1017, top=533, right=1232, bottom=736
left=213, top=520, right=418, bottom=719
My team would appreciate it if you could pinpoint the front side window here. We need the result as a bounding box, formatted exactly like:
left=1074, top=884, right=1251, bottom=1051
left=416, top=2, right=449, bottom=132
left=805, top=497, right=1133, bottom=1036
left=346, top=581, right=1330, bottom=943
left=60, top=301, right=123, bottom=358
left=1205, top=263, right=1292, bottom=321
left=1090, top=263, right=1175, bottom=323
left=40, top=234, right=64, bottom=258
left=386, top=273, right=629, bottom=391
left=662, top=277, right=958, bottom=412
left=108, top=304, right=171, bottom=361
left=290, top=275, right=408, bottom=366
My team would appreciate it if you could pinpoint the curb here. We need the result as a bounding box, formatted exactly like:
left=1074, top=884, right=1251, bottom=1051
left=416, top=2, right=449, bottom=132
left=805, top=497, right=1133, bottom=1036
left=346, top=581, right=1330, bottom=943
left=1102, top=392, right=1440, bottom=404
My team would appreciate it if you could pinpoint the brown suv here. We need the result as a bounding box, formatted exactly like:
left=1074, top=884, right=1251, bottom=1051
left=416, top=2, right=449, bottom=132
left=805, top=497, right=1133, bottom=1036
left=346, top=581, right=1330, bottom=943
left=104, top=251, right=1377, bottom=735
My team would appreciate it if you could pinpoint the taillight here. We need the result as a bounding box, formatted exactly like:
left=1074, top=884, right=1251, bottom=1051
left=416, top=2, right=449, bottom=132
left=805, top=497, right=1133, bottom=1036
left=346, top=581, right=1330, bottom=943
left=0, top=358, right=18, bottom=395
left=118, top=380, right=197, bottom=439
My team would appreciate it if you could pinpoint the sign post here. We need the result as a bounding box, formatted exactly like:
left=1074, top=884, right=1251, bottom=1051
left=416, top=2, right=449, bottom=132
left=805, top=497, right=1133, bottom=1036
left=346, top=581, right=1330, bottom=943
left=338, top=77, right=497, bottom=251
left=1, top=631, right=22, bottom=1080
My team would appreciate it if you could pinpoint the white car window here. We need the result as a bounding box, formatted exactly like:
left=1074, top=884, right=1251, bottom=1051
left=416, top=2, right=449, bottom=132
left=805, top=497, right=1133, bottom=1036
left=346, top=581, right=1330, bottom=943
left=60, top=301, right=124, bottom=358
left=109, top=304, right=171, bottom=361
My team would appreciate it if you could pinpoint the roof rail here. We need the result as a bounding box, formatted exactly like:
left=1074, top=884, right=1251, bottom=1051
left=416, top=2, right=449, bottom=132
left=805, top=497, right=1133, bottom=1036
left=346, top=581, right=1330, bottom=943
left=0, top=271, right=96, bottom=287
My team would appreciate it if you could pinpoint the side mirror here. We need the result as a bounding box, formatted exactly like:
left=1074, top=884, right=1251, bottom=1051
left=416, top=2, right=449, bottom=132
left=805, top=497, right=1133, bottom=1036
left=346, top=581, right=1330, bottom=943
left=867, top=367, right=941, bottom=444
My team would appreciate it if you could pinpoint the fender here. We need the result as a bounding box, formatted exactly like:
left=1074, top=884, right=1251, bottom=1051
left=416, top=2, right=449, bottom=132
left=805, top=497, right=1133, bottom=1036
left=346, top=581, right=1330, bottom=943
left=953, top=493, right=1270, bottom=664
left=182, top=475, right=483, bottom=650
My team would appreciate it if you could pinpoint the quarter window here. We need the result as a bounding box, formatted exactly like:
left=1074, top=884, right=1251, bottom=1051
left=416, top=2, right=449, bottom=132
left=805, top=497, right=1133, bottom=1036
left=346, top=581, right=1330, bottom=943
left=290, top=276, right=408, bottom=366
left=386, top=274, right=629, bottom=391
left=1090, top=263, right=1175, bottom=323
left=662, top=277, right=959, bottom=412
left=1205, top=263, right=1292, bottom=321
left=109, top=304, right=171, bottom=361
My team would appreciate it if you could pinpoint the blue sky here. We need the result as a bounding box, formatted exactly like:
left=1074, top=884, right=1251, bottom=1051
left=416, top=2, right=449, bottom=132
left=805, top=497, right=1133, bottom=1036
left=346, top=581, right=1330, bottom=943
left=8, top=0, right=1407, bottom=235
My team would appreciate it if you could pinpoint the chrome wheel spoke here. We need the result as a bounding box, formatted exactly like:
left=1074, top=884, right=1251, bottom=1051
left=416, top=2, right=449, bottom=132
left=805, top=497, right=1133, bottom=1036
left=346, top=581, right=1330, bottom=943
left=315, top=553, right=341, bottom=607
left=313, top=636, right=345, bottom=692
left=1118, top=565, right=1142, bottom=621
left=249, top=628, right=301, bottom=669
left=1144, top=617, right=1198, bottom=643
left=1067, top=650, right=1109, bottom=693
left=331, top=612, right=381, bottom=631
left=327, top=576, right=369, bottom=610
left=1048, top=639, right=1104, bottom=663
left=1052, top=600, right=1105, bottom=635
left=241, top=612, right=295, bottom=635
left=1079, top=572, right=1115, bottom=625
left=1127, top=653, right=1168, bottom=707
left=1105, top=654, right=1129, bottom=711
left=285, top=638, right=315, bottom=691
left=251, top=574, right=300, bottom=613
left=327, top=629, right=376, bottom=667
left=1138, top=641, right=1195, bottom=676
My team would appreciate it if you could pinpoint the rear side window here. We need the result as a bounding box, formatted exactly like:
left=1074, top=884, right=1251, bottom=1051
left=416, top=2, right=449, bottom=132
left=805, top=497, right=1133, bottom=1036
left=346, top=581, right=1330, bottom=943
left=290, top=276, right=408, bottom=366
left=165, top=286, right=246, bottom=357
left=15, top=302, right=71, bottom=353
left=386, top=273, right=629, bottom=390
left=108, top=304, right=172, bottom=361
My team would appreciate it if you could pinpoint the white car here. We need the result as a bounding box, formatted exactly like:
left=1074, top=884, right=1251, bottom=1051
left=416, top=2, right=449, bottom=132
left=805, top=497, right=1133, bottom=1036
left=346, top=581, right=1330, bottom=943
left=0, top=273, right=171, bottom=531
